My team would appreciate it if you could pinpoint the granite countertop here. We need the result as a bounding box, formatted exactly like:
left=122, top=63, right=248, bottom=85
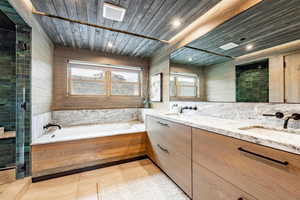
left=145, top=111, right=300, bottom=155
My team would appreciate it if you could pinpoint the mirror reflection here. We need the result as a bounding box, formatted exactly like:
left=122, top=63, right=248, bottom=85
left=170, top=2, right=300, bottom=104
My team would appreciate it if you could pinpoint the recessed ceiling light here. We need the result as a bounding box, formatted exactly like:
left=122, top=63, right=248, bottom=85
left=172, top=19, right=181, bottom=28
left=219, top=42, right=239, bottom=50
left=103, top=3, right=126, bottom=22
left=246, top=44, right=253, bottom=50
left=107, top=42, right=113, bottom=48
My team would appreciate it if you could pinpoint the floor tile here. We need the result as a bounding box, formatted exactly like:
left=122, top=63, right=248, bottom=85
left=20, top=159, right=189, bottom=200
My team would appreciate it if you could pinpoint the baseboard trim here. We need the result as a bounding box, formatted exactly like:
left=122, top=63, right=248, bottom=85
left=32, top=155, right=148, bottom=183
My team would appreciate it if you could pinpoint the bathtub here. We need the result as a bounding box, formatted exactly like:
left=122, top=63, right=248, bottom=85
left=32, top=121, right=145, bottom=145
left=31, top=120, right=147, bottom=177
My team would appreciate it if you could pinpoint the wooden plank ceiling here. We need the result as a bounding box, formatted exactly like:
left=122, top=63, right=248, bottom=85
left=171, top=0, right=300, bottom=66
left=170, top=47, right=232, bottom=67
left=30, top=0, right=222, bottom=58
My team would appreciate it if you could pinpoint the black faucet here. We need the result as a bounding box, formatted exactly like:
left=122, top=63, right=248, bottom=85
left=263, top=112, right=284, bottom=119
left=283, top=113, right=300, bottom=129
left=179, top=106, right=197, bottom=114
left=43, top=123, right=62, bottom=130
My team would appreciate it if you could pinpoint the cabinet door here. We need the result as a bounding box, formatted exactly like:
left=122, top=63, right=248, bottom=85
left=193, top=128, right=300, bottom=200
left=193, top=163, right=257, bottom=200
left=146, top=116, right=192, bottom=197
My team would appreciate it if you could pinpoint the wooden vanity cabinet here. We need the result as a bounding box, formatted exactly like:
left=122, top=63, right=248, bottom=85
left=146, top=115, right=300, bottom=200
left=192, top=128, right=300, bottom=200
left=146, top=116, right=192, bottom=197
left=193, top=163, right=257, bottom=200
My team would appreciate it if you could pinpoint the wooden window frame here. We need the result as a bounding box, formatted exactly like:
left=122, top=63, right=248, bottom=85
left=170, top=73, right=199, bottom=99
left=110, top=68, right=142, bottom=97
left=68, top=62, right=142, bottom=97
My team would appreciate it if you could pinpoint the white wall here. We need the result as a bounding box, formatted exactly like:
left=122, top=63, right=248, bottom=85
left=204, top=61, right=236, bottom=102
left=149, top=55, right=170, bottom=111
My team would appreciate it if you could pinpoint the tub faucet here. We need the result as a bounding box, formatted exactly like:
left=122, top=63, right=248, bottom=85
left=43, top=123, right=62, bottom=130
left=283, top=113, right=300, bottom=129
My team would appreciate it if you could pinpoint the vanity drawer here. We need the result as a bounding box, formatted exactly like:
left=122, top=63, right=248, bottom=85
left=193, top=162, right=257, bottom=200
left=148, top=140, right=192, bottom=197
left=146, top=116, right=191, bottom=158
left=146, top=116, right=192, bottom=197
left=192, top=128, right=300, bottom=200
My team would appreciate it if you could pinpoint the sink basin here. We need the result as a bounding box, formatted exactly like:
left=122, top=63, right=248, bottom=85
left=239, top=126, right=300, bottom=135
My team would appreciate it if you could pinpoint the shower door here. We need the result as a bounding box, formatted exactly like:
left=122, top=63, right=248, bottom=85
left=15, top=25, right=32, bottom=179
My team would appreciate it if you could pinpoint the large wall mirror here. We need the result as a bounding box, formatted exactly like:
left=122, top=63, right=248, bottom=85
left=169, top=0, right=300, bottom=103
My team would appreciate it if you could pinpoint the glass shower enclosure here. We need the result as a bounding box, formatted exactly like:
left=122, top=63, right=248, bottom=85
left=0, top=0, right=32, bottom=181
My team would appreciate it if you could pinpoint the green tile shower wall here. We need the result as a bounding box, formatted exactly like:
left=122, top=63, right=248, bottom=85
left=0, top=11, right=16, bottom=169
left=0, top=0, right=32, bottom=178
left=0, top=138, right=16, bottom=167
left=236, top=60, right=269, bottom=102
left=0, top=27, right=16, bottom=132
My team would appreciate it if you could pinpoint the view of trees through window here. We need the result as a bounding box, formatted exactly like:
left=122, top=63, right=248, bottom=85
left=69, top=63, right=141, bottom=96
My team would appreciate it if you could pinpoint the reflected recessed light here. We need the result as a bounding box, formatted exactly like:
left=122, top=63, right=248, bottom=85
left=172, top=19, right=181, bottom=28
left=188, top=58, right=193, bottom=62
left=108, top=42, right=113, bottom=48
left=246, top=44, right=253, bottom=50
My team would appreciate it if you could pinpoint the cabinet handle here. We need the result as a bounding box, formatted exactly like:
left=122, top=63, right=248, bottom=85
left=157, top=121, right=169, bottom=127
left=157, top=144, right=169, bottom=154
left=238, top=147, right=289, bottom=166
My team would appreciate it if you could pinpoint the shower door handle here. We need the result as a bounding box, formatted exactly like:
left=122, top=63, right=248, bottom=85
left=20, top=87, right=27, bottom=111
left=21, top=102, right=27, bottom=111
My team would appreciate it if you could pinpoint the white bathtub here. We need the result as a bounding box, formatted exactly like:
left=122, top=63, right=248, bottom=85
left=32, top=121, right=145, bottom=145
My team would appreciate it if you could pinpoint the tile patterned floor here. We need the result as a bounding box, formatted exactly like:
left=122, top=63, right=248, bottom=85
left=21, top=159, right=189, bottom=200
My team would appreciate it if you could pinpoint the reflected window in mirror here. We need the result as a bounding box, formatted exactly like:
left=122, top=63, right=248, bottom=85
left=170, top=73, right=199, bottom=99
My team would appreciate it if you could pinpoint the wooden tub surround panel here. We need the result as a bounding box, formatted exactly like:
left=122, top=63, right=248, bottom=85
left=31, top=132, right=147, bottom=177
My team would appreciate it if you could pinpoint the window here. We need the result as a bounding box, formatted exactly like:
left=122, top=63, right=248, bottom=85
left=111, top=71, right=140, bottom=96
left=70, top=66, right=106, bottom=95
left=170, top=73, right=198, bottom=98
left=68, top=61, right=142, bottom=97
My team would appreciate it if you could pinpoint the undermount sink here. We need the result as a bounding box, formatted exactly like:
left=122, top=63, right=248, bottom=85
left=239, top=126, right=300, bottom=135
left=164, top=112, right=181, bottom=116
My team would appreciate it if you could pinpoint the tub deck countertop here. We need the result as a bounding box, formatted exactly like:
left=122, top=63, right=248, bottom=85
left=31, top=121, right=145, bottom=145
left=0, top=131, right=16, bottom=140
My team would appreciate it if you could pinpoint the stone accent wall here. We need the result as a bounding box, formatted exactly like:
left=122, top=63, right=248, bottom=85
left=52, top=108, right=141, bottom=126
left=170, top=102, right=300, bottom=129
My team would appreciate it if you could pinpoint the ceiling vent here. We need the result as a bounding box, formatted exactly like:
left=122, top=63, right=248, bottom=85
left=103, top=3, right=126, bottom=22
left=219, top=42, right=239, bottom=50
